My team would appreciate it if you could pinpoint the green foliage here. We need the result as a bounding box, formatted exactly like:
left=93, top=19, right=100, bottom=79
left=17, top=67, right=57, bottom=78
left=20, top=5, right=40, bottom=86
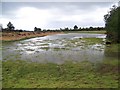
left=104, top=5, right=120, bottom=43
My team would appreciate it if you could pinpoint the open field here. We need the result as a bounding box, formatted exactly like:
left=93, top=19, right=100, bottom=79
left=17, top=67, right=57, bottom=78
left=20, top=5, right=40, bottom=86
left=2, top=58, right=119, bottom=88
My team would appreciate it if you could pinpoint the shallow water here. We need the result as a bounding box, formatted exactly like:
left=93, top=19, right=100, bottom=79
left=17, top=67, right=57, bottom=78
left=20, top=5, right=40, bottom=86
left=2, top=33, right=118, bottom=64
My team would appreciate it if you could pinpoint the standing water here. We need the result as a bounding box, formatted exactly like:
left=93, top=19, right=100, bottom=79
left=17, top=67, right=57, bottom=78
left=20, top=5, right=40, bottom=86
left=2, top=33, right=117, bottom=64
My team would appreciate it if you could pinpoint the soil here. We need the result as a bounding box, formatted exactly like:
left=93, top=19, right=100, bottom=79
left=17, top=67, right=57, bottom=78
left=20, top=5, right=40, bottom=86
left=0, top=31, right=63, bottom=41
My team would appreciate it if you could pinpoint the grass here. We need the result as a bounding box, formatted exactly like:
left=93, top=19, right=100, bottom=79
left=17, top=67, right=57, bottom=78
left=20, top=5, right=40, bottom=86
left=81, top=38, right=103, bottom=44
left=64, top=30, right=106, bottom=34
left=105, top=44, right=120, bottom=52
left=2, top=59, right=119, bottom=88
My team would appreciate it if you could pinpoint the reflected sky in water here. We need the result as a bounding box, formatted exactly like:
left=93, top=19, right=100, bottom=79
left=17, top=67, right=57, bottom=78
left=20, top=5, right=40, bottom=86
left=2, top=33, right=116, bottom=64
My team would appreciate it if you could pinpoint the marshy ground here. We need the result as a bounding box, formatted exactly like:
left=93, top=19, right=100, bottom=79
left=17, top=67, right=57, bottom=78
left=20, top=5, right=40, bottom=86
left=1, top=31, right=119, bottom=88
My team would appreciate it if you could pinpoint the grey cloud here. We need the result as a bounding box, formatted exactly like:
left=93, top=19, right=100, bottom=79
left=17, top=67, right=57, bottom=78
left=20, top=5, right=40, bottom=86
left=1, top=2, right=117, bottom=29
left=2, top=2, right=115, bottom=20
left=2, top=2, right=114, bottom=14
left=2, top=2, right=115, bottom=17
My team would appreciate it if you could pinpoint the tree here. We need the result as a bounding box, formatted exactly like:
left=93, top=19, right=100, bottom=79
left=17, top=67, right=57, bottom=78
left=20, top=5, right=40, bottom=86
left=64, top=27, right=69, bottom=31
left=38, top=28, right=41, bottom=32
left=74, top=25, right=78, bottom=30
left=34, top=27, right=41, bottom=32
left=89, top=27, right=93, bottom=30
left=104, top=5, right=120, bottom=43
left=78, top=27, right=81, bottom=31
left=0, top=24, right=3, bottom=31
left=34, top=27, right=37, bottom=32
left=7, top=22, right=15, bottom=30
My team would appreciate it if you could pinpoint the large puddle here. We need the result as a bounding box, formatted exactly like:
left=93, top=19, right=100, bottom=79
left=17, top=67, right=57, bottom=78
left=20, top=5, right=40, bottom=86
left=2, top=33, right=118, bottom=64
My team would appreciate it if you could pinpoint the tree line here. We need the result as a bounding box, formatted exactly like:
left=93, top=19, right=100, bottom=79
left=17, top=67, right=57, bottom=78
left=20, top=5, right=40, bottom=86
left=1, top=22, right=105, bottom=33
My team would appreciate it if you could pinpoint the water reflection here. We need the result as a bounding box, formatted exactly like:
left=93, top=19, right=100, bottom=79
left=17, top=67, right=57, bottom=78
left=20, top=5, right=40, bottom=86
left=2, top=33, right=118, bottom=64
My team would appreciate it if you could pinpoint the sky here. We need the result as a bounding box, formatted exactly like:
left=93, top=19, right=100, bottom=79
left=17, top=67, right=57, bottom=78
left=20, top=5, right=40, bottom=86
left=0, top=2, right=118, bottom=31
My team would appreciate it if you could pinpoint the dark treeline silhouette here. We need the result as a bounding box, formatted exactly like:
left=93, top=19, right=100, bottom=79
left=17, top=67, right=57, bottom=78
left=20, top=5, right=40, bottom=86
left=60, top=26, right=105, bottom=32
left=2, top=22, right=24, bottom=32
left=1, top=22, right=105, bottom=33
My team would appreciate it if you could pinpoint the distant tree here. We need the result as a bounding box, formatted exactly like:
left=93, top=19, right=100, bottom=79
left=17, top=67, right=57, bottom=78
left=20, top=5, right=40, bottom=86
left=60, top=28, right=63, bottom=31
left=74, top=25, right=78, bottom=30
left=42, top=29, right=46, bottom=33
left=0, top=24, right=3, bottom=31
left=7, top=22, right=15, bottom=30
left=65, top=27, right=69, bottom=31
left=89, top=27, right=93, bottom=30
left=38, top=28, right=41, bottom=32
left=19, top=29, right=23, bottom=32
left=104, top=5, right=120, bottom=43
left=78, top=27, right=81, bottom=31
left=34, top=27, right=37, bottom=32
left=34, top=27, right=41, bottom=32
left=97, top=27, right=101, bottom=31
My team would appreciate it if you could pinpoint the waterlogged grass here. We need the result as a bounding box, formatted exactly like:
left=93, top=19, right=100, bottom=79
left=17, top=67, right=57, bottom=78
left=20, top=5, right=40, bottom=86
left=81, top=38, right=103, bottom=45
left=2, top=59, right=119, bottom=88
left=2, top=33, right=119, bottom=88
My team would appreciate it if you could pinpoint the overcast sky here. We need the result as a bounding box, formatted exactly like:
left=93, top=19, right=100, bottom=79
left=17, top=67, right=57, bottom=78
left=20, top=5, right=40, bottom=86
left=0, top=2, right=118, bottom=31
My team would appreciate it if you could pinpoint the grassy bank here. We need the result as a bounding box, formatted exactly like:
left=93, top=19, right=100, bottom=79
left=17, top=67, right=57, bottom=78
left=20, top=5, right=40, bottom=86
left=0, top=31, right=63, bottom=41
left=64, top=30, right=106, bottom=34
left=2, top=59, right=119, bottom=88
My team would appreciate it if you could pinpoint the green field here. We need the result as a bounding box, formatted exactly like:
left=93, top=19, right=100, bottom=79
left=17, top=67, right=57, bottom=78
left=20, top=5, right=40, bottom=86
left=2, top=59, right=119, bottom=88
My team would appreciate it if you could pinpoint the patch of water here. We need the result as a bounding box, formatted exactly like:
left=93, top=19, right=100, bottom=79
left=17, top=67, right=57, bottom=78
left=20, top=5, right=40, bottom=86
left=2, top=33, right=117, bottom=64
